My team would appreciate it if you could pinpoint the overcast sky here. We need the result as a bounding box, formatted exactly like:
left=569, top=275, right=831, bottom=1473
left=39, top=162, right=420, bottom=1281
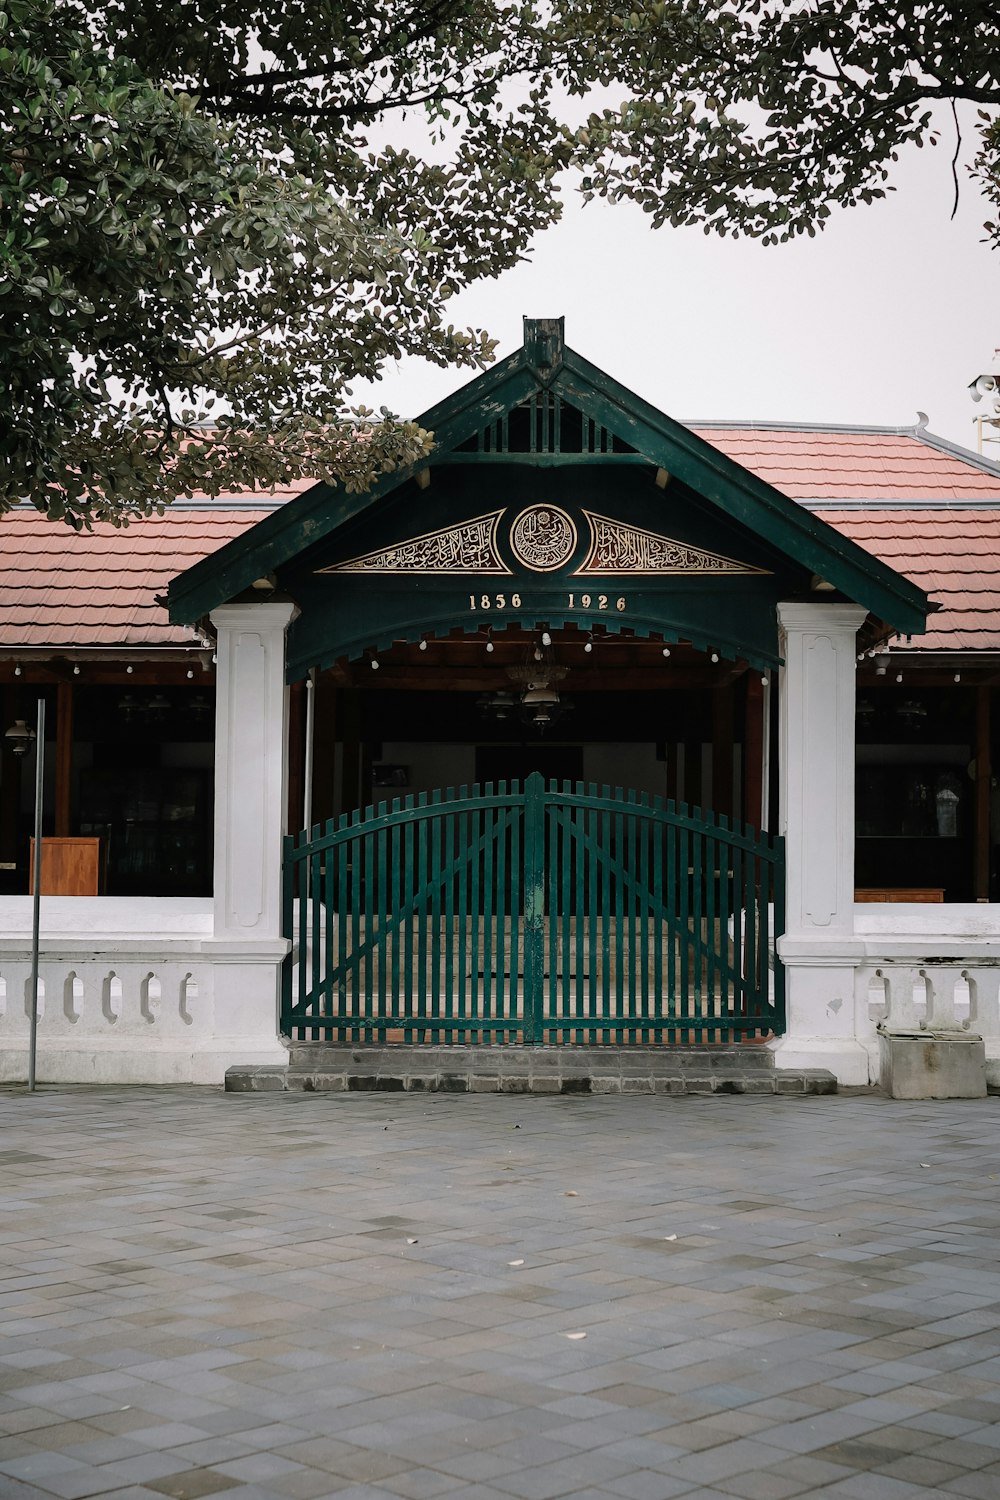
left=351, top=119, right=999, bottom=460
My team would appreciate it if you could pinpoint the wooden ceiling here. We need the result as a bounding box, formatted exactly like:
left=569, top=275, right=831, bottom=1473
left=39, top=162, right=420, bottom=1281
left=329, top=626, right=752, bottom=693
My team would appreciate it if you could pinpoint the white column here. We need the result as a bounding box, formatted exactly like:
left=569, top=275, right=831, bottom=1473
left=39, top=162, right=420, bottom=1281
left=202, top=600, right=297, bottom=1076
left=769, top=601, right=871, bottom=1084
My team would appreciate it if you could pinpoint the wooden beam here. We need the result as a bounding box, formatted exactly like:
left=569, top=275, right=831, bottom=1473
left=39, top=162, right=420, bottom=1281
left=347, top=668, right=727, bottom=693
left=712, top=683, right=734, bottom=818
left=55, top=680, right=73, bottom=837
left=287, top=679, right=304, bottom=834
left=743, top=673, right=764, bottom=829
left=976, top=685, right=991, bottom=902
left=340, top=688, right=361, bottom=816
left=311, top=678, right=337, bottom=826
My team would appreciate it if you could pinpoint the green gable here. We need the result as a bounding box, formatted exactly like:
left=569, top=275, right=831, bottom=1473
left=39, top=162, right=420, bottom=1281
left=167, top=317, right=928, bottom=678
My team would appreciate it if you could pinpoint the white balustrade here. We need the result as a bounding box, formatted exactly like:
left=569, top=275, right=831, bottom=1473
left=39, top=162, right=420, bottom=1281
left=0, top=896, right=285, bottom=1084
left=854, top=905, right=1000, bottom=1086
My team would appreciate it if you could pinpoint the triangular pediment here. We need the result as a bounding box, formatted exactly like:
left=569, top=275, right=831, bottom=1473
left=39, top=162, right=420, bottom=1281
left=167, top=316, right=929, bottom=643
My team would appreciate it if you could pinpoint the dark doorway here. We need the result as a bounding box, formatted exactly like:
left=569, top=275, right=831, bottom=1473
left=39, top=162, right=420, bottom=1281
left=475, top=744, right=584, bottom=787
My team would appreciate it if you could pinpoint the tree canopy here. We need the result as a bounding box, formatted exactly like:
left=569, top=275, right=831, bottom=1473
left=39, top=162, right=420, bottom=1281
left=571, top=2, right=1000, bottom=247
left=2, top=1, right=997, bottom=527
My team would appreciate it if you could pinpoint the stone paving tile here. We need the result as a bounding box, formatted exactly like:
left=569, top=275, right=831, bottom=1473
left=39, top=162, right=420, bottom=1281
left=2, top=1088, right=1000, bottom=1500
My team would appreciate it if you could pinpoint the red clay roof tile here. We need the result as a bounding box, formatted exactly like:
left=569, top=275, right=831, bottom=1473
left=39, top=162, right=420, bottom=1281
left=3, top=428, right=1000, bottom=654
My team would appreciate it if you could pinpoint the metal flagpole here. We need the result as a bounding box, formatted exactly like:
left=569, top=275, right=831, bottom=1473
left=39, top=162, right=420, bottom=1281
left=303, top=668, right=316, bottom=833
left=28, top=697, right=45, bottom=1093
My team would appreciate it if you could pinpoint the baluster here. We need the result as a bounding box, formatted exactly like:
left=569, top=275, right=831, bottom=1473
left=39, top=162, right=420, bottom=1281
left=878, top=964, right=921, bottom=1029
left=180, top=972, right=199, bottom=1028
left=966, top=966, right=1000, bottom=1043
left=101, top=970, right=122, bottom=1025
left=140, top=971, right=162, bottom=1026
left=922, top=966, right=964, bottom=1029
left=854, top=964, right=883, bottom=1046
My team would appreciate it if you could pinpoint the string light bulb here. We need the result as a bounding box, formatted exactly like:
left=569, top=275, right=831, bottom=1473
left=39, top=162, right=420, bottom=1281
left=126, top=664, right=133, bottom=674
left=73, top=664, right=80, bottom=675
left=14, top=664, right=21, bottom=677
left=418, top=639, right=428, bottom=652
left=541, top=631, right=552, bottom=647
left=584, top=639, right=593, bottom=654
left=371, top=658, right=380, bottom=671
left=662, top=647, right=671, bottom=658
left=710, top=652, right=719, bottom=664
left=187, top=669, right=194, bottom=679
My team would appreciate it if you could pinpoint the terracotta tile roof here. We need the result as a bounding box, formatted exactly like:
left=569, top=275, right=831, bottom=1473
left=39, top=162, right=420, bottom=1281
left=691, top=426, right=1000, bottom=503
left=692, top=427, right=1000, bottom=652
left=2, top=427, right=999, bottom=655
left=0, top=509, right=272, bottom=650
left=812, top=509, right=1000, bottom=652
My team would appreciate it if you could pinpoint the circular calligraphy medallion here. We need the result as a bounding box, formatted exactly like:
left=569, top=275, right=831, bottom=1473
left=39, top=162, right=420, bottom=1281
left=509, top=506, right=577, bottom=572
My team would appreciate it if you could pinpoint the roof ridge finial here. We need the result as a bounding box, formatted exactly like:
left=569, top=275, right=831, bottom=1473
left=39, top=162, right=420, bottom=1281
left=523, top=316, right=565, bottom=383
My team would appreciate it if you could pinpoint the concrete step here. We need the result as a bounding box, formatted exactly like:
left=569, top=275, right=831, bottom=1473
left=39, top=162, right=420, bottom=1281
left=226, top=1045, right=836, bottom=1096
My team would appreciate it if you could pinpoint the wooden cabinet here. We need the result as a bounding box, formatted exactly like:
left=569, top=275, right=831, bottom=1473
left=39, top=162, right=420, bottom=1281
left=29, top=837, right=103, bottom=895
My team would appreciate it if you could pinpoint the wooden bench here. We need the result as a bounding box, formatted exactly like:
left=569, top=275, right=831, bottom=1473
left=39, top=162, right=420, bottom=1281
left=854, top=887, right=944, bottom=903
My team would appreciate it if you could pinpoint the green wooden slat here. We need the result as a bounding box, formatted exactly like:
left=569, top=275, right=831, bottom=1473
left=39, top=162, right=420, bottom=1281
left=296, top=842, right=309, bottom=1029
left=545, top=796, right=557, bottom=1043
left=470, top=796, right=481, bottom=1044
left=363, top=826, right=375, bottom=1018
left=744, top=841, right=758, bottom=1034
left=522, top=773, right=544, bottom=1044
left=281, top=834, right=294, bottom=1035
left=599, top=790, right=611, bottom=1036
left=627, top=804, right=640, bottom=1035
left=583, top=801, right=594, bottom=1038
left=403, top=811, right=414, bottom=1040
left=638, top=808, right=650, bottom=1044
left=759, top=852, right=771, bottom=1031
left=692, top=818, right=703, bottom=1031
left=443, top=790, right=455, bottom=1038
left=773, top=836, right=786, bottom=1031
left=732, top=837, right=744, bottom=1025
left=678, top=822, right=690, bottom=1041
left=430, top=788, right=443, bottom=1032
left=665, top=811, right=677, bottom=1015
left=613, top=804, right=624, bottom=1039
left=416, top=791, right=429, bottom=1040
left=375, top=820, right=387, bottom=1020
left=496, top=781, right=510, bottom=1039
left=456, top=791, right=468, bottom=1042
left=559, top=792, right=572, bottom=1040
left=310, top=850, right=322, bottom=1036
left=390, top=798, right=401, bottom=1024
left=717, top=819, right=731, bottom=1018
left=482, top=783, right=495, bottom=1029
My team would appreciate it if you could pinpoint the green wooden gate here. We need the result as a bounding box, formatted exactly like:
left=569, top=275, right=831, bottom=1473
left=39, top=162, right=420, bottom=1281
left=281, top=775, right=784, bottom=1045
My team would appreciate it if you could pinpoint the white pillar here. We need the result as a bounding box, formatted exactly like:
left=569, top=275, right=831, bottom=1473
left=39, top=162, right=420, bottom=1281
left=201, top=601, right=297, bottom=1077
left=769, top=601, right=871, bottom=1085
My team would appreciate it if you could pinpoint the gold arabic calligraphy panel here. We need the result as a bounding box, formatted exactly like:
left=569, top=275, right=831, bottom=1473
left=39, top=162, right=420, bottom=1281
left=317, top=511, right=511, bottom=575
left=576, top=511, right=769, bottom=576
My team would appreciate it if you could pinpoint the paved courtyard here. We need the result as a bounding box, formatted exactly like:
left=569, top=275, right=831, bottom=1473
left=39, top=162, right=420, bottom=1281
left=1, top=1088, right=1000, bottom=1500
